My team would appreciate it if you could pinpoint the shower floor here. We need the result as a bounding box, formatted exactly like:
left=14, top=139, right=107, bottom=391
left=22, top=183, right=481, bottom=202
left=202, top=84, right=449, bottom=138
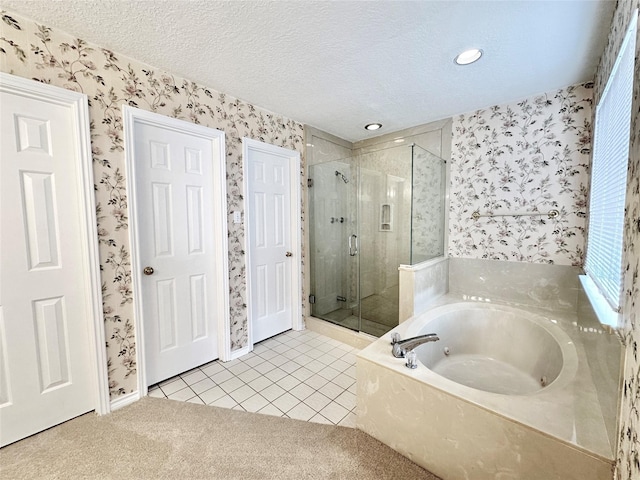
left=360, top=287, right=399, bottom=328
left=317, top=287, right=399, bottom=337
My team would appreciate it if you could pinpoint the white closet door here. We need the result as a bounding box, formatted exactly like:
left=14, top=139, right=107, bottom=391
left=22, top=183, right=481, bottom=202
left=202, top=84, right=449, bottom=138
left=128, top=111, right=227, bottom=385
left=245, top=139, right=301, bottom=344
left=0, top=78, right=96, bottom=446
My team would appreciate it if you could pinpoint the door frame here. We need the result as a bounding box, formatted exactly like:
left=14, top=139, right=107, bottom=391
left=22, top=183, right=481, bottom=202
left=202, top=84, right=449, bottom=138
left=123, top=106, right=230, bottom=397
left=0, top=72, right=110, bottom=415
left=242, top=137, right=303, bottom=352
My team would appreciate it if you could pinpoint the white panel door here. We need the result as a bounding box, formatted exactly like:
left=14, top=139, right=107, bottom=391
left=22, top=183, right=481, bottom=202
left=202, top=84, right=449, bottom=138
left=0, top=82, right=95, bottom=446
left=246, top=141, right=299, bottom=344
left=132, top=119, right=223, bottom=386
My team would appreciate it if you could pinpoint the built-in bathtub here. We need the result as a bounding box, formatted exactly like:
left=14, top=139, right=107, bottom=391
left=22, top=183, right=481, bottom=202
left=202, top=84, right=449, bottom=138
left=407, top=302, right=575, bottom=396
left=356, top=297, right=615, bottom=480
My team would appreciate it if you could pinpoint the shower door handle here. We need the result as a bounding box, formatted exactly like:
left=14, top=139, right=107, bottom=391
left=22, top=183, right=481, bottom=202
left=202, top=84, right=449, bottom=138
left=348, top=234, right=358, bottom=256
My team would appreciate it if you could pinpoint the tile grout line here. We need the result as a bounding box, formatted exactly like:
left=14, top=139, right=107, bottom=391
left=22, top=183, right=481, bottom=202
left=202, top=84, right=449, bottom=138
left=148, top=329, right=360, bottom=427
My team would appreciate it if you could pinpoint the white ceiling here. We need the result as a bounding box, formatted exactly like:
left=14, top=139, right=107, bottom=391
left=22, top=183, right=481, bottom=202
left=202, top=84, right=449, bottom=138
left=2, top=0, right=615, bottom=142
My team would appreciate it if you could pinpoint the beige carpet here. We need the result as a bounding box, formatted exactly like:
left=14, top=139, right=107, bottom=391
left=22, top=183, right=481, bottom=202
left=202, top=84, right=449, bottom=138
left=0, top=397, right=439, bottom=480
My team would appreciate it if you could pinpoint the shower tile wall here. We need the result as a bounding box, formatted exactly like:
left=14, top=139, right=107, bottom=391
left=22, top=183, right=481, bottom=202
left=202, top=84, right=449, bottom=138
left=358, top=147, right=412, bottom=303
left=353, top=121, right=452, bottom=271
left=306, top=132, right=353, bottom=168
left=353, top=119, right=452, bottom=158
left=306, top=122, right=452, bottom=332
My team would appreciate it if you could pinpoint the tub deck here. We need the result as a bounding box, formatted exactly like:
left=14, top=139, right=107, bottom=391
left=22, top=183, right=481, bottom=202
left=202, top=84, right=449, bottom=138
left=356, top=295, right=615, bottom=480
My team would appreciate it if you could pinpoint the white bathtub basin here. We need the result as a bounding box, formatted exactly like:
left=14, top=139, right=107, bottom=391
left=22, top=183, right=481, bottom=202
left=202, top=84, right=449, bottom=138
left=406, top=302, right=570, bottom=395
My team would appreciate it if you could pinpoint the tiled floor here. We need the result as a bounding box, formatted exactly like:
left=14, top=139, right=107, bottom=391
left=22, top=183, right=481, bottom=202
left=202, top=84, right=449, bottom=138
left=148, top=329, right=360, bottom=427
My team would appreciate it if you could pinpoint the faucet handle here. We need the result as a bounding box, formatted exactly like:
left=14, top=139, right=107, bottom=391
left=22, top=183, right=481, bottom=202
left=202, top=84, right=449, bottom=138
left=390, top=332, right=401, bottom=345
left=405, top=350, right=418, bottom=369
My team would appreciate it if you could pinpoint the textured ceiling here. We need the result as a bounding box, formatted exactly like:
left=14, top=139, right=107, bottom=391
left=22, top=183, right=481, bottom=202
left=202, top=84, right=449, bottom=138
left=1, top=0, right=615, bottom=142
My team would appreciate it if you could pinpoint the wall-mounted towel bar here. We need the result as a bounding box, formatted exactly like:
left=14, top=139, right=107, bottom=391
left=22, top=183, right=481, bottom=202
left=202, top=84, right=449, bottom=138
left=470, top=209, right=560, bottom=221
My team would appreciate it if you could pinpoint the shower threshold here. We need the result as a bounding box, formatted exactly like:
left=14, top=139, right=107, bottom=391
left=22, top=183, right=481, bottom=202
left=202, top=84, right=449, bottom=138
left=318, top=308, right=394, bottom=338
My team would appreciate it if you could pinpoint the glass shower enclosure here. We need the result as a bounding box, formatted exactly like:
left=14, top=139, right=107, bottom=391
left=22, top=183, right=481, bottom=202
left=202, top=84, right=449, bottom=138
left=308, top=143, right=446, bottom=337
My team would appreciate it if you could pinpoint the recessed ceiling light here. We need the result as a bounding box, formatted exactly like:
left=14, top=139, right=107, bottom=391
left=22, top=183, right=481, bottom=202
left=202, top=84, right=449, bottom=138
left=365, top=123, right=382, bottom=131
left=455, top=48, right=483, bottom=65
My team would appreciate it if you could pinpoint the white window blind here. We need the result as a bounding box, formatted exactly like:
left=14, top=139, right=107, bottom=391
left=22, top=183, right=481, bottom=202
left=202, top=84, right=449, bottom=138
left=584, top=10, right=637, bottom=313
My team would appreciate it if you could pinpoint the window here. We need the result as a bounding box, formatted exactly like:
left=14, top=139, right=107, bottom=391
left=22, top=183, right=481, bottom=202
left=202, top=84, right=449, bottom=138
left=582, top=10, right=637, bottom=327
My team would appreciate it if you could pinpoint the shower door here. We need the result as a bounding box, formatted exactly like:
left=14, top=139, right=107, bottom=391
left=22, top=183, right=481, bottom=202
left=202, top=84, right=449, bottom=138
left=309, top=160, right=360, bottom=330
left=309, top=144, right=414, bottom=337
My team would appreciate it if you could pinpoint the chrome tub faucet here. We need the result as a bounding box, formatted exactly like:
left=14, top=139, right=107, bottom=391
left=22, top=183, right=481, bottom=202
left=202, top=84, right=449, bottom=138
left=391, top=333, right=439, bottom=368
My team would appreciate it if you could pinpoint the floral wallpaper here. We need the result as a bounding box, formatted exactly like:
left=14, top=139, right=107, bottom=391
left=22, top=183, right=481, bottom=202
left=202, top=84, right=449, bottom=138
left=449, top=83, right=592, bottom=266
left=0, top=10, right=305, bottom=398
left=595, top=3, right=640, bottom=479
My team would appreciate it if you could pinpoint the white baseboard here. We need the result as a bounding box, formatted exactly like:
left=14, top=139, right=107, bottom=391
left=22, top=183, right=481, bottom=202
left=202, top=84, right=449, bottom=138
left=110, top=391, right=140, bottom=411
left=229, top=345, right=251, bottom=360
